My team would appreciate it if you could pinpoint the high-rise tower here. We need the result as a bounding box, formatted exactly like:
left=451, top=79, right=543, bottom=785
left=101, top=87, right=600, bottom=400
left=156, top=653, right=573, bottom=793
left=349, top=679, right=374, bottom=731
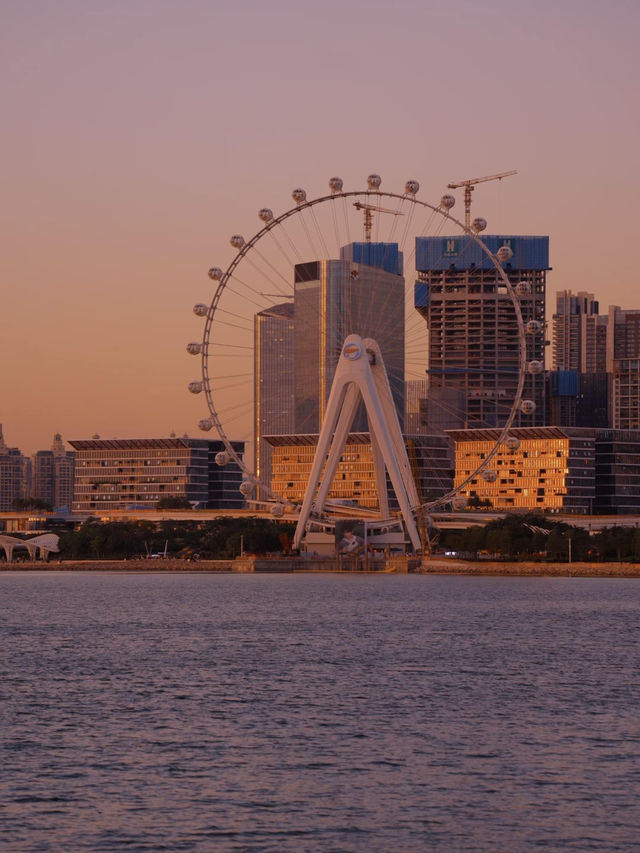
left=548, top=290, right=609, bottom=429
left=293, top=242, right=405, bottom=434
left=608, top=306, right=640, bottom=429
left=553, top=290, right=606, bottom=372
left=254, top=302, right=295, bottom=490
left=415, top=234, right=549, bottom=429
left=0, top=425, right=29, bottom=511
left=253, top=242, right=406, bottom=499
left=31, top=433, right=75, bottom=510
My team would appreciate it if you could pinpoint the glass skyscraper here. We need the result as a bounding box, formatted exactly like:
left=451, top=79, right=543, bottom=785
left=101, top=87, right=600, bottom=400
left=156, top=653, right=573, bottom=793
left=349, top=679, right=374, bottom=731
left=254, top=242, right=406, bottom=496
left=293, top=243, right=405, bottom=434
left=254, top=302, right=295, bottom=490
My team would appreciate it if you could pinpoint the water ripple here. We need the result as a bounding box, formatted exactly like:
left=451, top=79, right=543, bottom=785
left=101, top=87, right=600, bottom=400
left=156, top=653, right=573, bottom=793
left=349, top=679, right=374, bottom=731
left=2, top=572, right=640, bottom=851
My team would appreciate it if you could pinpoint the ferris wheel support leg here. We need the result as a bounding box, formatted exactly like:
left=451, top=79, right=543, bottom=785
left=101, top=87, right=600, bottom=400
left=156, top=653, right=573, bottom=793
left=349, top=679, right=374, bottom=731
left=369, top=426, right=389, bottom=518
left=312, top=384, right=361, bottom=513
left=356, top=346, right=422, bottom=552
left=293, top=381, right=349, bottom=550
left=366, top=338, right=420, bottom=509
left=293, top=335, right=422, bottom=553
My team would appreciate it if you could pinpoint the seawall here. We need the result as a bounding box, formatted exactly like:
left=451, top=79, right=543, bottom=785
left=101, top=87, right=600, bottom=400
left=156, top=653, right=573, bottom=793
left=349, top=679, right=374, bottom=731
left=3, top=557, right=640, bottom=577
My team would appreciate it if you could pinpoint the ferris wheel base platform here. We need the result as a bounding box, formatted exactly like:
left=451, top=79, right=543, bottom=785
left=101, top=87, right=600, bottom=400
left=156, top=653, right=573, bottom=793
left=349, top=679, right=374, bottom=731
left=233, top=554, right=421, bottom=573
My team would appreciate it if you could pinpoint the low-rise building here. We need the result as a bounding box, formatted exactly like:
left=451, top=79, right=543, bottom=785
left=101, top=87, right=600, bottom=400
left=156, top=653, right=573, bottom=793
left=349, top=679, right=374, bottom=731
left=69, top=437, right=244, bottom=512
left=450, top=427, right=640, bottom=514
left=594, top=429, right=640, bottom=514
left=266, top=432, right=453, bottom=510
left=450, top=427, right=596, bottom=513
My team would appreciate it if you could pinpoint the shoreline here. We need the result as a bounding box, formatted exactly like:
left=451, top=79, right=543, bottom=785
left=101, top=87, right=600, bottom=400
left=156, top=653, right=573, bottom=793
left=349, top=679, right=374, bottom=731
left=419, top=558, right=640, bottom=578
left=2, top=557, right=640, bottom=577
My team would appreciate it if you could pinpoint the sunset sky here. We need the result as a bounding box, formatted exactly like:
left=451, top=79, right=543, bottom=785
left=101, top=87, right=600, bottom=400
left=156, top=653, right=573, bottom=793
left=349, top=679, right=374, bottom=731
left=2, top=0, right=639, bottom=454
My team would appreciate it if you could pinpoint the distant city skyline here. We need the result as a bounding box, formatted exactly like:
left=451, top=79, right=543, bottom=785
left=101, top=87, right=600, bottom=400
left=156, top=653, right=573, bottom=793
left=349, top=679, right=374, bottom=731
left=2, top=0, right=639, bottom=454
left=3, top=259, right=640, bottom=456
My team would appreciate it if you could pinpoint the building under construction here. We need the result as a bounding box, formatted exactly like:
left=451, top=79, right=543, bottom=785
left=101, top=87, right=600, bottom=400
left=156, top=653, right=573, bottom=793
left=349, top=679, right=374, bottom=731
left=414, top=234, right=549, bottom=431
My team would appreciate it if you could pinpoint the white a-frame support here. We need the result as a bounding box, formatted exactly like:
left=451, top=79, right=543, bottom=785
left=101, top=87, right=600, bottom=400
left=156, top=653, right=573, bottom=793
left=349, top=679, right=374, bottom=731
left=293, top=335, right=422, bottom=551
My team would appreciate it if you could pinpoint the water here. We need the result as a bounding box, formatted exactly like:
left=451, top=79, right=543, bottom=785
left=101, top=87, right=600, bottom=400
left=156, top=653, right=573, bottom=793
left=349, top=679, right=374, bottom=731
left=2, top=572, right=640, bottom=852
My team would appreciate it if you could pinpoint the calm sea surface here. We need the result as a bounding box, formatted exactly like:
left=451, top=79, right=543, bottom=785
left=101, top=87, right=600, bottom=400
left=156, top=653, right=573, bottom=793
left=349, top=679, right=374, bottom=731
left=2, top=572, right=640, bottom=852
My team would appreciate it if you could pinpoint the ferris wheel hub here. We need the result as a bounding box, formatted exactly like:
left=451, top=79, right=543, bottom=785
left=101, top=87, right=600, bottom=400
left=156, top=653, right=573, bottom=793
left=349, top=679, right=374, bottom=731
left=191, top=178, right=530, bottom=538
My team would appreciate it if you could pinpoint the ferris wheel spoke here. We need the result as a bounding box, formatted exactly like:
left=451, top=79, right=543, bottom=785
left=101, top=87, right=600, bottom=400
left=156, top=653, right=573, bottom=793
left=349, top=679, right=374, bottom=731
left=210, top=378, right=253, bottom=393
left=193, top=180, right=528, bottom=526
left=405, top=347, right=429, bottom=360
left=209, top=372, right=252, bottom=382
left=397, top=199, right=417, bottom=252
left=224, top=275, right=279, bottom=313
left=240, top=257, right=290, bottom=302
left=297, top=209, right=320, bottom=260
left=340, top=195, right=352, bottom=246
left=215, top=305, right=259, bottom=326
left=329, top=197, right=342, bottom=258
left=210, top=317, right=254, bottom=335
left=406, top=321, right=427, bottom=340
left=403, top=208, right=440, bottom=270
left=265, top=226, right=299, bottom=269
left=247, top=244, right=293, bottom=293
left=274, top=220, right=304, bottom=262
left=212, top=395, right=254, bottom=417
left=308, top=206, right=330, bottom=259
left=207, top=342, right=254, bottom=351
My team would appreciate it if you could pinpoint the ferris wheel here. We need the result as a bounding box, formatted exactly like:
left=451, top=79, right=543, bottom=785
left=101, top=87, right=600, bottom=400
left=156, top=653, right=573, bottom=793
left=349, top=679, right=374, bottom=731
left=187, top=174, right=539, bottom=538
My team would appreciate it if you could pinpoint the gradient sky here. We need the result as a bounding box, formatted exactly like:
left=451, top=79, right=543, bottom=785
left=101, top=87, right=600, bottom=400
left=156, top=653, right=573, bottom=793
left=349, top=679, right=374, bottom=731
left=2, top=0, right=639, bottom=454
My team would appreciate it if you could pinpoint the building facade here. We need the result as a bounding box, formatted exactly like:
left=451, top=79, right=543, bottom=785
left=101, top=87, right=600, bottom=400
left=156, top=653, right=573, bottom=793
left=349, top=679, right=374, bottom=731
left=607, top=308, right=640, bottom=429
left=450, top=427, right=596, bottom=513
left=293, top=242, right=405, bottom=434
left=31, top=434, right=75, bottom=510
left=405, top=379, right=429, bottom=435
left=546, top=370, right=611, bottom=429
left=266, top=432, right=452, bottom=510
left=415, top=235, right=549, bottom=430
left=0, top=425, right=29, bottom=511
left=553, top=290, right=606, bottom=372
left=450, top=426, right=640, bottom=514
left=594, top=429, right=640, bottom=513
left=69, top=437, right=244, bottom=512
left=254, top=242, right=407, bottom=499
left=612, top=360, right=640, bottom=429
left=254, top=302, right=295, bottom=493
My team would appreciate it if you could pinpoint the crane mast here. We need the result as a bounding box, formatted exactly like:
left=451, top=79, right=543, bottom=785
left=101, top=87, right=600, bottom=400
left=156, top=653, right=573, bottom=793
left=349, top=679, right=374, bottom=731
left=447, top=170, right=517, bottom=228
left=353, top=201, right=404, bottom=242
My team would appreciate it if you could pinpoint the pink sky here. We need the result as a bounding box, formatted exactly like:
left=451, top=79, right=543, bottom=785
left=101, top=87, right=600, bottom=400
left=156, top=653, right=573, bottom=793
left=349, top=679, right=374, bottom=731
left=2, top=0, right=639, bottom=454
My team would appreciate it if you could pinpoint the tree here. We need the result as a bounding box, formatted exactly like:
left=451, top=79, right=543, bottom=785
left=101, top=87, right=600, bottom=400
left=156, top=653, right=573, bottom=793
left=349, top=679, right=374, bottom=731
left=156, top=496, right=193, bottom=510
left=12, top=497, right=53, bottom=511
left=467, top=495, right=493, bottom=509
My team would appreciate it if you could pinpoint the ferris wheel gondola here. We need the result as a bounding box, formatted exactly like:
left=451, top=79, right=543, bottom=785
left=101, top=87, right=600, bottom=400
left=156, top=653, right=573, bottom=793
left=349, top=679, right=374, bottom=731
left=187, top=176, right=536, bottom=546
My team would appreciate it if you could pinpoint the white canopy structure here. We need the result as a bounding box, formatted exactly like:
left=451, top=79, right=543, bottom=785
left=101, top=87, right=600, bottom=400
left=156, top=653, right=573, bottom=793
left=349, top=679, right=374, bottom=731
left=0, top=533, right=60, bottom=562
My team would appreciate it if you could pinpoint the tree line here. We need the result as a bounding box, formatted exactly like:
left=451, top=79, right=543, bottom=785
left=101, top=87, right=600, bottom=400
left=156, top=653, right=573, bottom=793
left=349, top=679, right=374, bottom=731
left=10, top=511, right=640, bottom=562
left=437, top=513, right=640, bottom=562
left=57, top=518, right=296, bottom=560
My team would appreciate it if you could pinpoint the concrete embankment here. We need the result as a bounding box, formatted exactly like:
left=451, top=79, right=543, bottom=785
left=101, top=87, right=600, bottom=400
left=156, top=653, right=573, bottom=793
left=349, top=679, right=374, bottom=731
left=3, top=558, right=640, bottom=577
left=419, top=558, right=640, bottom=577
left=0, top=559, right=234, bottom=572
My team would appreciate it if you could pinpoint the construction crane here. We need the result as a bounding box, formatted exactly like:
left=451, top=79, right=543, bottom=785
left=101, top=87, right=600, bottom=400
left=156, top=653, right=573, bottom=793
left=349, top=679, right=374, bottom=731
left=353, top=201, right=404, bottom=242
left=447, top=170, right=517, bottom=228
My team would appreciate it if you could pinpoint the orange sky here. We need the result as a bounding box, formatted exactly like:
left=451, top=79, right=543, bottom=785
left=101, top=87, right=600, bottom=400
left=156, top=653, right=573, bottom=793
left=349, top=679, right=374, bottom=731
left=2, top=0, right=639, bottom=454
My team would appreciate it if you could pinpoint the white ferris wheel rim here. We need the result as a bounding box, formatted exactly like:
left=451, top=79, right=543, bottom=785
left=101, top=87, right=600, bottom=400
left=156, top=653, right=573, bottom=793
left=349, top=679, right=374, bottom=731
left=193, top=183, right=529, bottom=516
